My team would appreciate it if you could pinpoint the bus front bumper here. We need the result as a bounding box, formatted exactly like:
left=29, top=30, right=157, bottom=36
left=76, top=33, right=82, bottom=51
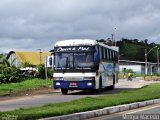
left=54, top=80, right=95, bottom=90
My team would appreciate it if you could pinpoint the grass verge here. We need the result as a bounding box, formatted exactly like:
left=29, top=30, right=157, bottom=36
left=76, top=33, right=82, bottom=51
left=0, top=84, right=160, bottom=120
left=0, top=79, right=52, bottom=96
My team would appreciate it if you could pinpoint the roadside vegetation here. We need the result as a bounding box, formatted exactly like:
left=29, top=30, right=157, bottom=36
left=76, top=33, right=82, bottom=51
left=0, top=57, right=53, bottom=83
left=0, top=58, right=21, bottom=83
left=0, top=83, right=160, bottom=120
left=0, top=79, right=52, bottom=96
left=0, top=56, right=53, bottom=96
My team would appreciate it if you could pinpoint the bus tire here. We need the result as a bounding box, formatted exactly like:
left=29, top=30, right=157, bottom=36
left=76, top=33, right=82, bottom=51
left=109, top=76, right=115, bottom=90
left=109, top=84, right=115, bottom=90
left=95, top=76, right=102, bottom=94
left=61, top=89, right=68, bottom=95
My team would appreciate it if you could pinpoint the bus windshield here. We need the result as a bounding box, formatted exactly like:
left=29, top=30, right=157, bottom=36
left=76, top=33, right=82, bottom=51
left=55, top=53, right=73, bottom=70
left=54, top=52, right=94, bottom=71
left=74, top=53, right=94, bottom=70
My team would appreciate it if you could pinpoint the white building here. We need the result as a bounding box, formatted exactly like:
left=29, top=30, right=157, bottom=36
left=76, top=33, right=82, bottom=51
left=119, top=60, right=158, bottom=75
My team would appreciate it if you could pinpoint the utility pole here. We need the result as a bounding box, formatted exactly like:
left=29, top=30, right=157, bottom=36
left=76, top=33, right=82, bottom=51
left=114, top=27, right=117, bottom=46
left=111, top=34, right=114, bottom=46
left=37, top=49, right=42, bottom=64
left=145, top=46, right=157, bottom=75
left=145, top=49, right=147, bottom=75
left=45, top=56, right=48, bottom=80
left=157, top=48, right=159, bottom=74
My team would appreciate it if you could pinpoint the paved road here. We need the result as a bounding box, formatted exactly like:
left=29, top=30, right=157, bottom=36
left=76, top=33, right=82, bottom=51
left=0, top=79, right=160, bottom=111
left=87, top=104, right=160, bottom=120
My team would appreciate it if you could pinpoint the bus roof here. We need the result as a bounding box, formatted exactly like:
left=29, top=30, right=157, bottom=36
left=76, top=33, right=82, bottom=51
left=98, top=42, right=119, bottom=52
left=54, top=39, right=97, bottom=46
left=54, top=39, right=119, bottom=52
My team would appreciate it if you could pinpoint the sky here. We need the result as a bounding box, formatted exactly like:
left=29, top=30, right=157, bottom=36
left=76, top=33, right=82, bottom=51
left=0, top=0, right=160, bottom=53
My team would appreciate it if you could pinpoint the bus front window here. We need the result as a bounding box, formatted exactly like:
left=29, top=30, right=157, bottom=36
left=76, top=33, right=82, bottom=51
left=55, top=53, right=73, bottom=69
left=74, top=53, right=94, bottom=69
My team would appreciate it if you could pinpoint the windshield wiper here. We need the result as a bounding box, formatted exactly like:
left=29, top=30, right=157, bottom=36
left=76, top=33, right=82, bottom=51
left=76, top=66, right=85, bottom=73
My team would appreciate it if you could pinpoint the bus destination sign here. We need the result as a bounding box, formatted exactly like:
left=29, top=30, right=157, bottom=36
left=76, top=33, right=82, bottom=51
left=55, top=46, right=95, bottom=52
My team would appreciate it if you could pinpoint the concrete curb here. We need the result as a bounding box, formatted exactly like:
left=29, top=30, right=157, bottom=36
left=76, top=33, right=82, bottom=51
left=39, top=99, right=160, bottom=120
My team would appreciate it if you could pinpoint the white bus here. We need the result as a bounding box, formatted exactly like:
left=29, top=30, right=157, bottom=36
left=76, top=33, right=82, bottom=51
left=53, top=39, right=119, bottom=94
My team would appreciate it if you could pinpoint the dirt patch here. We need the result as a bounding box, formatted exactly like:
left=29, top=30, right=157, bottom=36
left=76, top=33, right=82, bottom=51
left=0, top=87, right=56, bottom=101
left=144, top=76, right=160, bottom=81
left=10, top=87, right=54, bottom=96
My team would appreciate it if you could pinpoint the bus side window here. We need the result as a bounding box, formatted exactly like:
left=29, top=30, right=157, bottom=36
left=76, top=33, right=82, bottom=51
left=105, top=49, right=107, bottom=60
left=115, top=52, right=118, bottom=61
left=110, top=50, right=113, bottom=61
left=114, top=51, right=118, bottom=61
left=112, top=51, right=114, bottom=61
left=105, top=48, right=107, bottom=60
left=103, top=47, right=106, bottom=59
left=113, top=51, right=116, bottom=61
left=101, top=47, right=104, bottom=59
left=99, top=46, right=102, bottom=60
left=105, top=49, right=108, bottom=61
left=108, top=49, right=110, bottom=61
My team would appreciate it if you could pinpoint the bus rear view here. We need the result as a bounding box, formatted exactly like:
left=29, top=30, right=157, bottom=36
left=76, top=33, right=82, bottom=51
left=53, top=39, right=119, bottom=94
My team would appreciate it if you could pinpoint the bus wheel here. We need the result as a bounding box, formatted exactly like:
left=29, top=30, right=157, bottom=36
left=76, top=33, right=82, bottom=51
left=109, top=84, right=115, bottom=90
left=109, top=79, right=115, bottom=90
left=61, top=89, right=68, bottom=95
left=95, top=76, right=102, bottom=94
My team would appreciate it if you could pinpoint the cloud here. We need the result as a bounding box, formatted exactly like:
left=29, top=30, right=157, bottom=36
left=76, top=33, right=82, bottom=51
left=0, top=0, right=160, bottom=53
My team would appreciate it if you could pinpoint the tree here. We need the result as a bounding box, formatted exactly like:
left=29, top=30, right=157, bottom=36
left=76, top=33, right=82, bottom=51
left=133, top=39, right=139, bottom=44
left=144, top=39, right=148, bottom=45
left=0, top=58, right=20, bottom=83
left=150, top=42, right=156, bottom=47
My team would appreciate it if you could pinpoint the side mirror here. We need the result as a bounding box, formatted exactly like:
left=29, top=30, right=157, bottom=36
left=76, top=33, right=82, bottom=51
left=49, top=57, right=52, bottom=66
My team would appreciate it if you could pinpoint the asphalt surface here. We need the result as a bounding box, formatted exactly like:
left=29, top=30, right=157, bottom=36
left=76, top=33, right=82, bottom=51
left=87, top=104, right=160, bottom=120
left=0, top=78, right=160, bottom=111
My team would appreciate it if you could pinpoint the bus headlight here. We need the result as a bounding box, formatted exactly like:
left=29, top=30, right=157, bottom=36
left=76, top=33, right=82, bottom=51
left=56, top=82, right=60, bottom=86
left=87, top=82, right=92, bottom=86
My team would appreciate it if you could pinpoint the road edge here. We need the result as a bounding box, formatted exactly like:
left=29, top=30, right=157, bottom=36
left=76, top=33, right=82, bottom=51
left=39, top=98, right=160, bottom=120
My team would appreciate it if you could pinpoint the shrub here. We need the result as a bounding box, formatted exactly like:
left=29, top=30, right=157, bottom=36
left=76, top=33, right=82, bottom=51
left=21, top=61, right=35, bottom=68
left=35, top=64, right=53, bottom=79
left=0, top=58, right=24, bottom=83
left=0, top=68, right=21, bottom=83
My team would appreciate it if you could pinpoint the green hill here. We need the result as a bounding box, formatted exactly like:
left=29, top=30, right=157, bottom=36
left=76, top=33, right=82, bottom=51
left=97, top=38, right=159, bottom=62
left=117, top=41, right=159, bottom=63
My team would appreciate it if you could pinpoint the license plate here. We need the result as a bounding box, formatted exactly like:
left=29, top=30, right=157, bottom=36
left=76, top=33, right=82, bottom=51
left=69, top=82, right=77, bottom=87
